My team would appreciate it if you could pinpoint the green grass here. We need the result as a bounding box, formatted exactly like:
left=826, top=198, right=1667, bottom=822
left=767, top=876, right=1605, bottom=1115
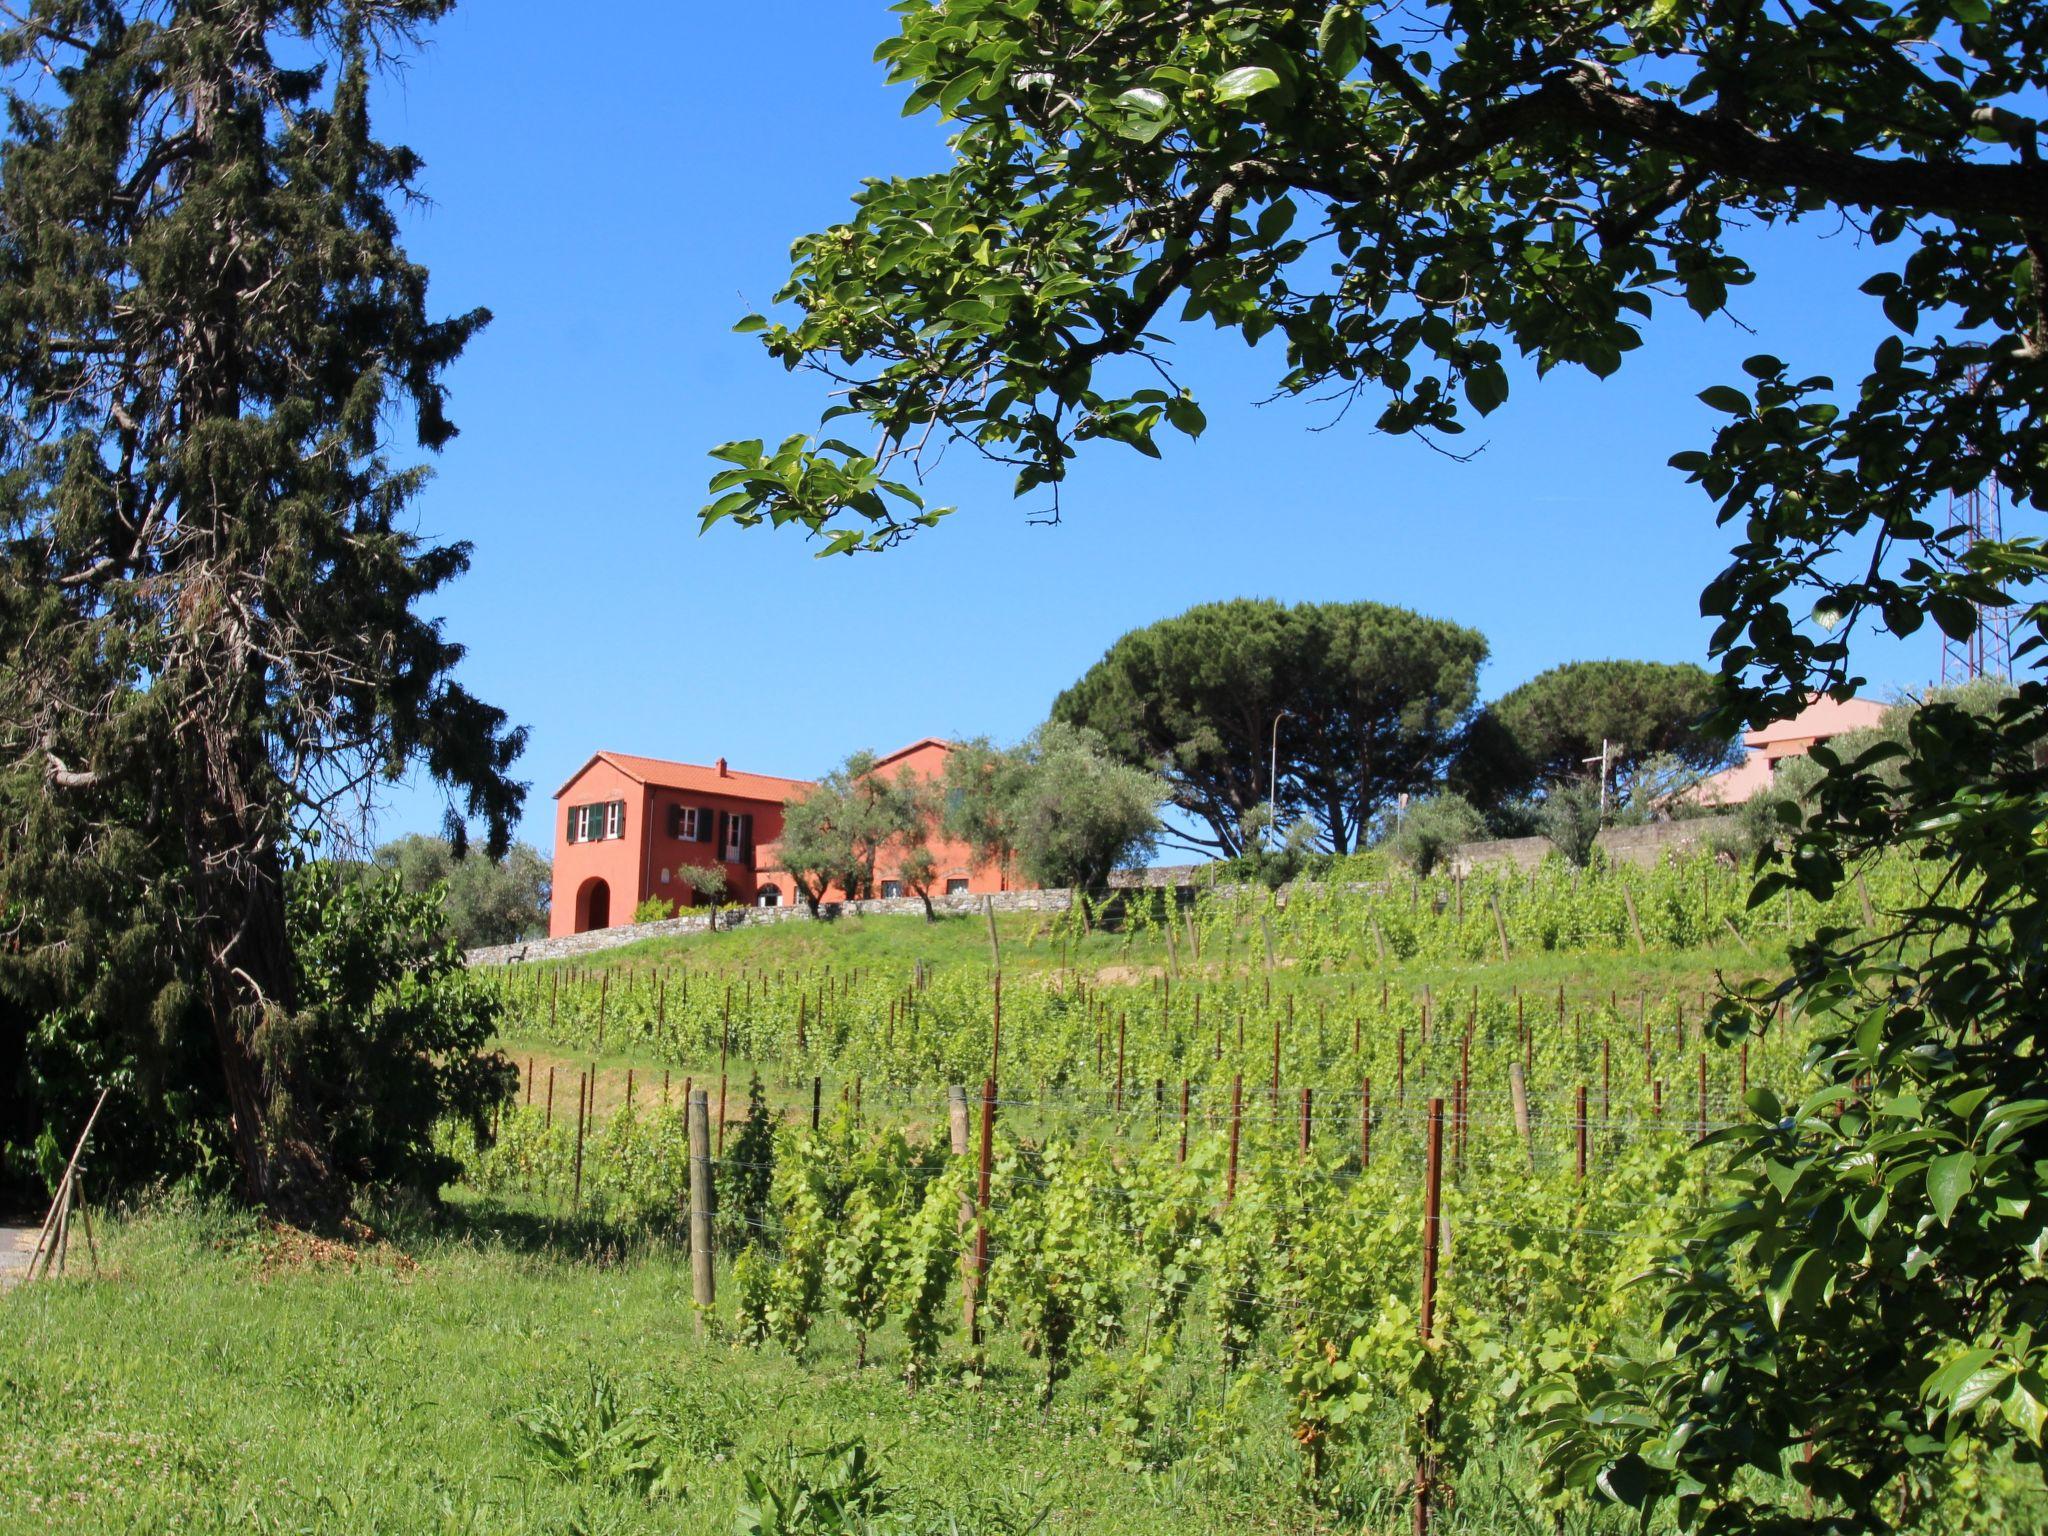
left=0, top=1195, right=1584, bottom=1535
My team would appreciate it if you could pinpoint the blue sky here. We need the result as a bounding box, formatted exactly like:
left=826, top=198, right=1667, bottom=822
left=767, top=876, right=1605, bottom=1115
left=367, top=2, right=1942, bottom=853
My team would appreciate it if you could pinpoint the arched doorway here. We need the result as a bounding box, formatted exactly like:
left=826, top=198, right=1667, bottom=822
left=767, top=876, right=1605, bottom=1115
left=575, top=877, right=611, bottom=933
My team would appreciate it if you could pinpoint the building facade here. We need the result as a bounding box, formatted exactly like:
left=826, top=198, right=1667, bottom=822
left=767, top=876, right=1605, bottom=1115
left=548, top=739, right=1025, bottom=937
left=1684, top=694, right=1890, bottom=807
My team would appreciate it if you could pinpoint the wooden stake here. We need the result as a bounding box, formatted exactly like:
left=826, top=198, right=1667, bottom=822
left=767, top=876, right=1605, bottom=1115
left=973, top=1077, right=995, bottom=1348
left=1360, top=1078, right=1372, bottom=1169
left=1416, top=1098, right=1445, bottom=1536
left=688, top=1090, right=715, bottom=1330
left=1226, top=1074, right=1243, bottom=1203
left=1575, top=1085, right=1588, bottom=1183
left=950, top=1085, right=976, bottom=1337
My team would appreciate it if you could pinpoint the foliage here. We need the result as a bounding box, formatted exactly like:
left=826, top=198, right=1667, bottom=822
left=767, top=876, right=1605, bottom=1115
left=370, top=835, right=551, bottom=948
left=1457, top=663, right=1736, bottom=809
left=825, top=1185, right=893, bottom=1368
left=516, top=1367, right=673, bottom=1498
left=632, top=895, right=675, bottom=925
left=778, top=753, right=922, bottom=914
left=720, top=1076, right=778, bottom=1253
left=676, top=862, right=731, bottom=905
left=1535, top=681, right=2048, bottom=1532
left=286, top=869, right=515, bottom=1200
left=1051, top=599, right=1485, bottom=855
left=0, top=0, right=523, bottom=1217
left=1384, top=794, right=1488, bottom=878
left=706, top=17, right=2048, bottom=1522
left=1535, top=780, right=1606, bottom=870
left=891, top=1160, right=970, bottom=1393
left=732, top=1439, right=894, bottom=1536
left=944, top=722, right=1161, bottom=891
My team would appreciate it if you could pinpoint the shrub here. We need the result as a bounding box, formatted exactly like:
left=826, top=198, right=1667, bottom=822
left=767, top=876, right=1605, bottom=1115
left=1385, top=794, right=1488, bottom=877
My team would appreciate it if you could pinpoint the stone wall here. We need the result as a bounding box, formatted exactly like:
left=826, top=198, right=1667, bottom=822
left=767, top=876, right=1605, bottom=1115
left=466, top=886, right=1075, bottom=967
left=465, top=818, right=1738, bottom=967
left=1448, top=816, right=1739, bottom=876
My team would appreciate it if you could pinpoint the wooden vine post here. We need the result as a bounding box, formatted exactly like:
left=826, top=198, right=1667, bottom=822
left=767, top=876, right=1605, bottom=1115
left=1575, top=1084, right=1589, bottom=1183
left=1225, top=1073, right=1244, bottom=1203
left=717, top=984, right=731, bottom=1155
left=572, top=1070, right=588, bottom=1209
left=948, top=1085, right=975, bottom=1336
left=973, top=1076, right=996, bottom=1349
left=1360, top=1078, right=1372, bottom=1169
left=1416, top=1098, right=1446, bottom=1536
left=688, top=1089, right=715, bottom=1331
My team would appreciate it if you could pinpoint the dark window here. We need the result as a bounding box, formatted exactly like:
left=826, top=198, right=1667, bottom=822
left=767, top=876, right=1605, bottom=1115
left=946, top=878, right=970, bottom=896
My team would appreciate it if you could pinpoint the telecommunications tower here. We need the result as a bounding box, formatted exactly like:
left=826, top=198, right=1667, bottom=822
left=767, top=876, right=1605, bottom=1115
left=1940, top=366, right=2015, bottom=685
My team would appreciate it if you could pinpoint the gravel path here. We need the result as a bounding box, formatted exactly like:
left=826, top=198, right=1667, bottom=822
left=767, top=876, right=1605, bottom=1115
left=0, top=1223, right=39, bottom=1291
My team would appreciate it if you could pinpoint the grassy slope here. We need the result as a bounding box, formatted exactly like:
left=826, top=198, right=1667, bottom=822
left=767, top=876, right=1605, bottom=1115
left=2, top=909, right=1779, bottom=1536
left=0, top=1200, right=1350, bottom=1536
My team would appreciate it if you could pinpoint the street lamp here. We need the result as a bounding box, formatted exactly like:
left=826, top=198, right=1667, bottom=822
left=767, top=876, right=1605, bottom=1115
left=1270, top=709, right=1292, bottom=810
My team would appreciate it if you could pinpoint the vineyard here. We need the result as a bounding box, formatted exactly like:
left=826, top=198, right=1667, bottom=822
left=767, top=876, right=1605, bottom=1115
left=409, top=852, right=2029, bottom=1532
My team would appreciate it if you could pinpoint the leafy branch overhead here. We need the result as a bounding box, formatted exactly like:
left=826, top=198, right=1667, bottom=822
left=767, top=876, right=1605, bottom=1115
left=706, top=1, right=2048, bottom=685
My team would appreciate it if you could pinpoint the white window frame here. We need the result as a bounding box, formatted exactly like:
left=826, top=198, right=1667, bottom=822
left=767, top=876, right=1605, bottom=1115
left=604, top=800, right=624, bottom=839
left=677, top=806, right=701, bottom=841
left=946, top=878, right=971, bottom=896
left=723, top=813, right=746, bottom=863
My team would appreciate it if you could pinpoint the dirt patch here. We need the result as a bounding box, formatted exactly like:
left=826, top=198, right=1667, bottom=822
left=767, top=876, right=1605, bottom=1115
left=254, top=1221, right=418, bottom=1280
left=1092, top=964, right=1166, bottom=985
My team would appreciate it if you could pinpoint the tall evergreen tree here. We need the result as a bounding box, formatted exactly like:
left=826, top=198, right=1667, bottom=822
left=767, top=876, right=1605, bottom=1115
left=0, top=1, right=522, bottom=1217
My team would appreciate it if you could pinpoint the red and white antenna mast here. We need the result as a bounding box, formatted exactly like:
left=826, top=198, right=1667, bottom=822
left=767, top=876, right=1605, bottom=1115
left=1940, top=365, right=2014, bottom=684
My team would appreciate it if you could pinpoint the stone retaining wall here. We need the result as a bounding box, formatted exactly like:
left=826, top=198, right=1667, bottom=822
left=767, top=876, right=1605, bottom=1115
left=466, top=886, right=1075, bottom=967
left=466, top=817, right=1739, bottom=967
left=1448, top=816, right=1738, bottom=876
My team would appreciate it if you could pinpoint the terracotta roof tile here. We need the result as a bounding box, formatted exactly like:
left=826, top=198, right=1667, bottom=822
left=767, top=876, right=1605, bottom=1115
left=555, top=751, right=814, bottom=801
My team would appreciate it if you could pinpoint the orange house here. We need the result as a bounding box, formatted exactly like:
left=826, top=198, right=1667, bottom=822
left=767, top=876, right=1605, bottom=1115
left=549, top=739, right=1026, bottom=937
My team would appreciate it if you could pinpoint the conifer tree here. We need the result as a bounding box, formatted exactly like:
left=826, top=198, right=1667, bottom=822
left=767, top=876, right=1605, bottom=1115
left=0, top=1, right=522, bottom=1217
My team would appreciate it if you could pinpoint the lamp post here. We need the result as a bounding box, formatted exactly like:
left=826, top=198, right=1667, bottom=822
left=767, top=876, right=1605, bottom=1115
left=1269, top=709, right=1292, bottom=811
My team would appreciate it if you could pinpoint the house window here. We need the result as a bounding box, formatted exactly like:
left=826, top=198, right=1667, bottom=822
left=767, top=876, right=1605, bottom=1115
left=946, top=878, right=971, bottom=896
left=757, top=885, right=780, bottom=908
left=668, top=804, right=708, bottom=842
left=568, top=800, right=626, bottom=844
left=881, top=881, right=904, bottom=899
left=719, top=811, right=754, bottom=865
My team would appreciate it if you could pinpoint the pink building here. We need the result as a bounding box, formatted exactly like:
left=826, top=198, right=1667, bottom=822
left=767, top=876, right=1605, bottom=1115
left=1686, top=695, right=1890, bottom=806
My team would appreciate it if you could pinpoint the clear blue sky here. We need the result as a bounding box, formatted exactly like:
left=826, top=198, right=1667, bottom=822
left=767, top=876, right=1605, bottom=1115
left=368, top=2, right=1941, bottom=853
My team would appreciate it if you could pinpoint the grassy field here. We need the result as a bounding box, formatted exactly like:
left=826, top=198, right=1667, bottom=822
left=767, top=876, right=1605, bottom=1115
left=0, top=1196, right=1437, bottom=1536
left=14, top=864, right=2011, bottom=1536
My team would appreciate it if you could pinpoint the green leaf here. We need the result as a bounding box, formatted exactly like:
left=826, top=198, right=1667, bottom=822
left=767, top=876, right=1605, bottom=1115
left=1317, top=6, right=1366, bottom=75
left=1765, top=1248, right=1821, bottom=1329
left=2005, top=1374, right=2048, bottom=1444
left=1596, top=1452, right=1657, bottom=1507
left=1928, top=1150, right=1976, bottom=1226
left=1698, top=384, right=1751, bottom=415
left=1213, top=66, right=1282, bottom=103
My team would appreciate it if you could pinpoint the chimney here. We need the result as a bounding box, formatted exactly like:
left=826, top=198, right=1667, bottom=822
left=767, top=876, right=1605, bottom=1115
left=715, top=756, right=728, bottom=778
